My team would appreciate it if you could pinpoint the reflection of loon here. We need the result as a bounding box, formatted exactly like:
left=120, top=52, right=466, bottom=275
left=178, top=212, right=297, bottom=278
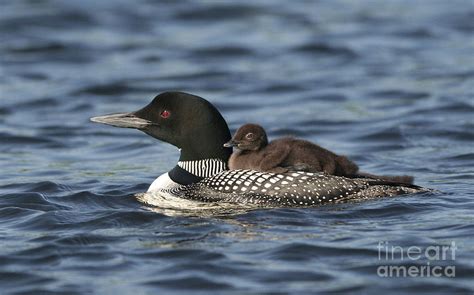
left=91, top=92, right=426, bottom=207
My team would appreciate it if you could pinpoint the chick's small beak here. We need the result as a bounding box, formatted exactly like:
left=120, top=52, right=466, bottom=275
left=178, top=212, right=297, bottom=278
left=223, top=140, right=238, bottom=148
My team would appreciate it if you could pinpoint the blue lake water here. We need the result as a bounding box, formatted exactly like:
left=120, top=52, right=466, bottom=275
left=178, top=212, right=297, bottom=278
left=1, top=0, right=473, bottom=294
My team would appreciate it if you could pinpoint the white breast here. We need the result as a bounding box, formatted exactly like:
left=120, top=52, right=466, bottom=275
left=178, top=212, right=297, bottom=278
left=147, top=173, right=180, bottom=192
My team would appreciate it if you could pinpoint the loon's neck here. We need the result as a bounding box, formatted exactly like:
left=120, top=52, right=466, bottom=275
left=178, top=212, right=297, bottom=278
left=168, top=158, right=228, bottom=185
left=171, top=135, right=232, bottom=185
left=147, top=158, right=228, bottom=192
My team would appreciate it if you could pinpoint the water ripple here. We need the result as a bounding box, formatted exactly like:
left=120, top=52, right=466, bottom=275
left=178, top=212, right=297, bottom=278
left=1, top=0, right=473, bottom=294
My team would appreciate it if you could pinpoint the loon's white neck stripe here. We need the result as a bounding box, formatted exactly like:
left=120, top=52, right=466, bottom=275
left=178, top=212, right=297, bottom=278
left=177, top=158, right=227, bottom=178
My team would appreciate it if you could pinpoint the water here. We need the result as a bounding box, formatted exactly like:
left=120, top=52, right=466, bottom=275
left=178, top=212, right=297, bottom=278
left=1, top=0, right=473, bottom=293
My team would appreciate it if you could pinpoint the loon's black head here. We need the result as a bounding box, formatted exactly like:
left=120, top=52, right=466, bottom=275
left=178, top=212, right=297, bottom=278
left=224, top=123, right=268, bottom=151
left=91, top=91, right=232, bottom=162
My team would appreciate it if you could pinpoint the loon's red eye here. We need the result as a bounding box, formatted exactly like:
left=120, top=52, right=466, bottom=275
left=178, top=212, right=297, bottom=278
left=160, top=110, right=170, bottom=119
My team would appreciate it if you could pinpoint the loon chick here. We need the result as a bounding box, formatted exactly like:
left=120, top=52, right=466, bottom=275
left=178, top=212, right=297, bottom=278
left=225, top=123, right=358, bottom=175
left=225, top=124, right=414, bottom=184
left=90, top=91, right=426, bottom=207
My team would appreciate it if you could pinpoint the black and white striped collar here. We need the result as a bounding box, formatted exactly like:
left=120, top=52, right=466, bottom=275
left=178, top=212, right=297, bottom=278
left=168, top=158, right=227, bottom=186
left=177, top=158, right=227, bottom=178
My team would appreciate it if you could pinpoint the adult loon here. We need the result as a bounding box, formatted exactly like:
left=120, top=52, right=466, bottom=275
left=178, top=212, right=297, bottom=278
left=91, top=91, right=426, bottom=207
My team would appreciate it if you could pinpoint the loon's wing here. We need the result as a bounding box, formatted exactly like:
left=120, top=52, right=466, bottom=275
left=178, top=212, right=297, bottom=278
left=168, top=170, right=427, bottom=207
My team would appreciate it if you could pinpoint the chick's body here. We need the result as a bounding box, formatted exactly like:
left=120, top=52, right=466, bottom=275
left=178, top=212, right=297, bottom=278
left=227, top=124, right=358, bottom=175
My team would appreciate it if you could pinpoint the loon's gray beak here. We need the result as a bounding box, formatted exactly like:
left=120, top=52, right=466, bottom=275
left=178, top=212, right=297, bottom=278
left=223, top=140, right=238, bottom=148
left=90, top=112, right=153, bottom=129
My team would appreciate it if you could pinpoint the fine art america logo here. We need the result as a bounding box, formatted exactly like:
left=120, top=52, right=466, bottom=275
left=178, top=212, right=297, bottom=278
left=377, top=241, right=456, bottom=278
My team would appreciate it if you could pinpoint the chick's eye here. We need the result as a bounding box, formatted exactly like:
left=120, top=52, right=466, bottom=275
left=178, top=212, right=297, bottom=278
left=245, top=133, right=254, bottom=140
left=160, top=110, right=170, bottom=119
